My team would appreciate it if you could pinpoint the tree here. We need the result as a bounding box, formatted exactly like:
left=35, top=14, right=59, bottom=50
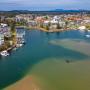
left=86, top=25, right=90, bottom=29
left=46, top=25, right=49, bottom=30
left=65, top=21, right=68, bottom=28
left=10, top=20, right=17, bottom=45
left=40, top=23, right=44, bottom=28
left=57, top=23, right=61, bottom=29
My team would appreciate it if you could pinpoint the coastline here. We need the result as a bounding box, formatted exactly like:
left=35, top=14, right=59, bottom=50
left=16, top=26, right=77, bottom=33
left=5, top=75, right=41, bottom=90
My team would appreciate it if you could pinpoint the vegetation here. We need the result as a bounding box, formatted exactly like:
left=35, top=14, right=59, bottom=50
left=40, top=23, right=44, bottom=28
left=16, top=19, right=27, bottom=26
left=10, top=20, right=17, bottom=45
left=86, top=25, right=90, bottom=29
left=45, top=25, right=49, bottom=30
left=57, top=23, right=62, bottom=29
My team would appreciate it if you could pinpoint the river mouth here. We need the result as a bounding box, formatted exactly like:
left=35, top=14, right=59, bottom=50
left=1, top=29, right=90, bottom=90
left=28, top=58, right=90, bottom=90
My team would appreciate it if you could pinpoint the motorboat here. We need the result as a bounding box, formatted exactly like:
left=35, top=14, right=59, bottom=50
left=88, top=30, right=90, bottom=32
left=21, top=39, right=25, bottom=44
left=0, top=50, right=9, bottom=56
left=16, top=44, right=23, bottom=48
left=13, top=47, right=17, bottom=51
left=85, top=35, right=90, bottom=38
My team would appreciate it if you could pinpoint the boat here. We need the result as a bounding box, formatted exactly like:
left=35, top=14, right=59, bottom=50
left=19, top=44, right=23, bottom=47
left=21, top=39, right=25, bottom=44
left=88, top=30, right=90, bottom=32
left=85, top=35, right=90, bottom=38
left=0, top=50, right=9, bottom=56
left=13, top=47, right=17, bottom=51
left=16, top=44, right=23, bottom=48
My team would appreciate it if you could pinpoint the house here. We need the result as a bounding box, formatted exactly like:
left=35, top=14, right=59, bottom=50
left=1, top=23, right=8, bottom=28
left=78, top=26, right=86, bottom=30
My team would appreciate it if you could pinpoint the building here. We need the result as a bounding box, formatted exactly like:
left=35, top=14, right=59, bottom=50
left=0, top=34, right=4, bottom=45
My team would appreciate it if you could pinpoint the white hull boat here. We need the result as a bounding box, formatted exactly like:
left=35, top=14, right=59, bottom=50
left=16, top=44, right=23, bottom=48
left=0, top=50, right=9, bottom=56
left=88, top=30, right=90, bottom=32
left=85, top=35, right=90, bottom=38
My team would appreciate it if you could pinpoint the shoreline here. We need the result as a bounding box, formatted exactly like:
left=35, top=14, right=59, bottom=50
left=16, top=26, right=78, bottom=33
left=4, top=75, right=41, bottom=90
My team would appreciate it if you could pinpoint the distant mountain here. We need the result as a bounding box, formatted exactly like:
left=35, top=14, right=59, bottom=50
left=53, top=9, right=90, bottom=12
left=0, top=9, right=90, bottom=17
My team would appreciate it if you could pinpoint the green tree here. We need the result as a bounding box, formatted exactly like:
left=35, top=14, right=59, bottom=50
left=40, top=23, right=44, bottom=28
left=46, top=25, right=49, bottom=30
left=57, top=23, right=61, bottom=29
left=10, top=20, right=17, bottom=45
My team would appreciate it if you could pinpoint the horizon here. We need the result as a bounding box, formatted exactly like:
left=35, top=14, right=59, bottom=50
left=0, top=9, right=90, bottom=12
left=0, top=0, right=90, bottom=11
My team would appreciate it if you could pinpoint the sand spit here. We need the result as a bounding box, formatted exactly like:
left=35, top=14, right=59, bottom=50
left=5, top=75, right=41, bottom=90
left=50, top=39, right=90, bottom=56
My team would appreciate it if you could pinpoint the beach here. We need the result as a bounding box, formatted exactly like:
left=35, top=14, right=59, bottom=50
left=5, top=75, right=41, bottom=90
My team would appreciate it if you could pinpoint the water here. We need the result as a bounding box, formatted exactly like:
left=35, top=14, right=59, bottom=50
left=0, top=29, right=90, bottom=89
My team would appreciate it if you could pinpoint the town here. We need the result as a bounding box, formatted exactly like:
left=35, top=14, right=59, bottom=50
left=15, top=12, right=90, bottom=32
left=0, top=11, right=90, bottom=56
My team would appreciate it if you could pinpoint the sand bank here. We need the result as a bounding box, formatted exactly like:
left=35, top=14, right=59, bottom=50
left=5, top=58, right=90, bottom=90
left=50, top=39, right=90, bottom=56
left=5, top=75, right=41, bottom=90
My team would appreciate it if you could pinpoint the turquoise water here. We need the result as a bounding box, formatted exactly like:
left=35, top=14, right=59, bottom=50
left=0, top=29, right=90, bottom=89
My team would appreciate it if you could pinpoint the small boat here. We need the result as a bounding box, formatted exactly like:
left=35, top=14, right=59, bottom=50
left=85, top=35, right=90, bottom=38
left=88, top=30, right=90, bottom=32
left=0, top=50, right=9, bottom=56
left=19, top=38, right=25, bottom=44
left=19, top=44, right=23, bottom=47
left=16, top=44, right=23, bottom=48
left=13, top=47, right=17, bottom=51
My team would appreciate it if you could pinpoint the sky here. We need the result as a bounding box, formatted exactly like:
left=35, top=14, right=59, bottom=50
left=0, top=0, right=90, bottom=11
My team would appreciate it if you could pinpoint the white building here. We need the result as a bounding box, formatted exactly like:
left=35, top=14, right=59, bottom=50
left=0, top=34, right=4, bottom=45
left=78, top=26, right=86, bottom=30
left=1, top=23, right=8, bottom=28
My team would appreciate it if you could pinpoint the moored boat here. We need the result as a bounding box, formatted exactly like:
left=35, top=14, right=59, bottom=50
left=88, top=30, right=90, bottom=32
left=0, top=50, right=9, bottom=56
left=16, top=44, right=23, bottom=48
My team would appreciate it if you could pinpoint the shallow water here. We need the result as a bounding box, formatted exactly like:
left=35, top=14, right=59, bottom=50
left=50, top=39, right=90, bottom=56
left=0, top=29, right=90, bottom=89
left=29, top=37, right=90, bottom=90
left=29, top=58, right=90, bottom=90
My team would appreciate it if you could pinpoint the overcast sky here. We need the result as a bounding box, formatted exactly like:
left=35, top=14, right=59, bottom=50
left=0, top=0, right=90, bottom=10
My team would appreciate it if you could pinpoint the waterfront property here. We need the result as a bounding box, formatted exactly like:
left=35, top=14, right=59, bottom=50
left=15, top=13, right=90, bottom=32
left=0, top=22, right=26, bottom=56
